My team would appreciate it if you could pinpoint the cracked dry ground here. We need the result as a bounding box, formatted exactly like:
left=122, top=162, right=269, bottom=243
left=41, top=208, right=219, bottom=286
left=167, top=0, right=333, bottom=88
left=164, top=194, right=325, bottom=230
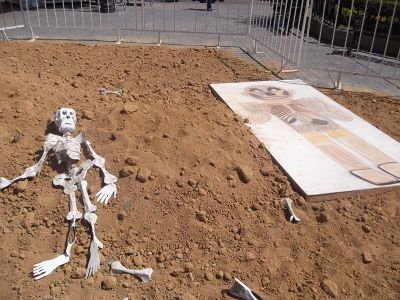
left=0, top=42, right=399, bottom=300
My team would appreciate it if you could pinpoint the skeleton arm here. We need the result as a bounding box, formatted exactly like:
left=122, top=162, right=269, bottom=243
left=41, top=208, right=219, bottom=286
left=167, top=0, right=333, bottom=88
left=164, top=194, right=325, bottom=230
left=82, top=135, right=117, bottom=204
left=0, top=134, right=57, bottom=190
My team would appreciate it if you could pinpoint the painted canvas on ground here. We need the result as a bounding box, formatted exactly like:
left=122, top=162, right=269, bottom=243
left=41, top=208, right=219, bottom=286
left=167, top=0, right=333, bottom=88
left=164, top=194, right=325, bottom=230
left=210, top=80, right=400, bottom=198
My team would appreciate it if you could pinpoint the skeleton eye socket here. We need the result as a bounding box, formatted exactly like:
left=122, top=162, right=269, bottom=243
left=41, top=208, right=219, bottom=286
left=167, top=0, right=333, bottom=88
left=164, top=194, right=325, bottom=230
left=69, top=111, right=74, bottom=115
left=62, top=111, right=67, bottom=115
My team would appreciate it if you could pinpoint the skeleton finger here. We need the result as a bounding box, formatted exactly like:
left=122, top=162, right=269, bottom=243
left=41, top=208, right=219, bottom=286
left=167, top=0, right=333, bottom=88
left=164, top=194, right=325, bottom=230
left=96, top=192, right=105, bottom=203
left=33, top=267, right=45, bottom=275
left=104, top=193, right=112, bottom=205
left=34, top=271, right=50, bottom=280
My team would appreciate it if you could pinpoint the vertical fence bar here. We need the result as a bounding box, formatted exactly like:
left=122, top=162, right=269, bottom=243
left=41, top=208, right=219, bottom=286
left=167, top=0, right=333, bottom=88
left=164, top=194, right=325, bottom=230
left=43, top=0, right=50, bottom=27
left=287, top=0, right=300, bottom=61
left=89, top=0, right=93, bottom=28
left=355, top=0, right=369, bottom=60
left=258, top=0, right=268, bottom=44
left=62, top=0, right=66, bottom=27
left=282, top=0, right=294, bottom=58
left=72, top=0, right=76, bottom=28
left=273, top=0, right=284, bottom=51
left=296, top=0, right=311, bottom=65
left=317, top=0, right=326, bottom=45
left=341, top=0, right=355, bottom=62
left=378, top=0, right=397, bottom=75
left=278, top=0, right=289, bottom=51
left=173, top=0, right=176, bottom=32
left=248, top=0, right=254, bottom=35
left=0, top=1, right=6, bottom=28
left=236, top=4, right=240, bottom=35
left=80, top=0, right=85, bottom=28
left=366, top=0, right=383, bottom=71
left=328, top=0, right=341, bottom=55
left=292, top=0, right=305, bottom=62
left=266, top=0, right=276, bottom=47
left=52, top=0, right=59, bottom=28
left=35, top=0, right=41, bottom=28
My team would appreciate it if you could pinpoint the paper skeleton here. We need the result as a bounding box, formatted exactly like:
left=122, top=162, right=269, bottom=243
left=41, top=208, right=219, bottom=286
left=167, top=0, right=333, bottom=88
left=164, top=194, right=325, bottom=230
left=241, top=85, right=400, bottom=186
left=0, top=108, right=117, bottom=279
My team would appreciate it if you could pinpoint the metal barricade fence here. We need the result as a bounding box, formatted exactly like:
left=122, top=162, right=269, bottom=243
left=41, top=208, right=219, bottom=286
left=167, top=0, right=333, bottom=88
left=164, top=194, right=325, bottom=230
left=0, top=0, right=250, bottom=45
left=0, top=0, right=399, bottom=87
left=247, top=0, right=400, bottom=83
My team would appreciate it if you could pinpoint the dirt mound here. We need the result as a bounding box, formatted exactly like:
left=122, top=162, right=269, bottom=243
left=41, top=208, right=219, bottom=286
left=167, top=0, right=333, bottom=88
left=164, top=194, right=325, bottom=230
left=0, top=42, right=399, bottom=299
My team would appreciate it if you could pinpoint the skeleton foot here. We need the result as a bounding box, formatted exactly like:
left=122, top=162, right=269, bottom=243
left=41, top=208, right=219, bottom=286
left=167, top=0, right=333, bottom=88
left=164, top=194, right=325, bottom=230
left=84, top=213, right=104, bottom=248
left=85, top=240, right=101, bottom=278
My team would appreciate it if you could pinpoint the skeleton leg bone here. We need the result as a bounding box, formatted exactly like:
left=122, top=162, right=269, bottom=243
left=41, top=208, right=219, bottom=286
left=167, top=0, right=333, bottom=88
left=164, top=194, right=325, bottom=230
left=32, top=217, right=76, bottom=280
left=79, top=180, right=103, bottom=248
left=78, top=180, right=103, bottom=278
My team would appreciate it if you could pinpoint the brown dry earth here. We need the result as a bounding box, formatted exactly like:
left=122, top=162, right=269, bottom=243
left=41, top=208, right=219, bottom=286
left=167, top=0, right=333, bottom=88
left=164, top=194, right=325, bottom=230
left=0, top=42, right=399, bottom=300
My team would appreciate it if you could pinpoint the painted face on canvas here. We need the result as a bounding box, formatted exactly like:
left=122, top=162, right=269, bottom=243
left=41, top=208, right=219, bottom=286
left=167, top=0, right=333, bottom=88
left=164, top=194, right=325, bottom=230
left=246, top=85, right=292, bottom=102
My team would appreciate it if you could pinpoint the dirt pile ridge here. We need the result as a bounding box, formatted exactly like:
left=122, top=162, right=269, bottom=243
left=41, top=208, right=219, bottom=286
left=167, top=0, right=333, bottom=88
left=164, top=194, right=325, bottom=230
left=0, top=42, right=399, bottom=299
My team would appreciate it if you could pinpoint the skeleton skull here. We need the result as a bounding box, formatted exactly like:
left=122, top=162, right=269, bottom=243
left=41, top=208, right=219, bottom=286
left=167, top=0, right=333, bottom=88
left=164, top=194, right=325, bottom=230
left=55, top=108, right=77, bottom=134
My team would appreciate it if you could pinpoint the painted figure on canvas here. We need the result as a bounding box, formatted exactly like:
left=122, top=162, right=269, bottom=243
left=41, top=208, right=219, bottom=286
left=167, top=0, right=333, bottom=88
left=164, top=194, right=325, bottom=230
left=240, top=85, right=400, bottom=186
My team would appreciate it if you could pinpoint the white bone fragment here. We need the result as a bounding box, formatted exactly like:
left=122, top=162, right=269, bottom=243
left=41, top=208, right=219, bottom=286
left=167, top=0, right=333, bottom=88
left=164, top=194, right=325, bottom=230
left=111, top=261, right=153, bottom=283
left=229, top=278, right=261, bottom=300
left=99, top=87, right=122, bottom=97
left=281, top=197, right=301, bottom=223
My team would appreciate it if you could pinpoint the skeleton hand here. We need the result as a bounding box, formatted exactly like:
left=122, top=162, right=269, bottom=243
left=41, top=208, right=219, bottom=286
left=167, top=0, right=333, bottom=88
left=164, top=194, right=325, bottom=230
left=96, top=183, right=117, bottom=204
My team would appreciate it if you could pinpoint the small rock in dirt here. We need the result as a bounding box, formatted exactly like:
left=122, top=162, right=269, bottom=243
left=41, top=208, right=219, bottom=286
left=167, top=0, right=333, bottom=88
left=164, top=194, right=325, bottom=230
left=235, top=165, right=253, bottom=184
left=119, top=166, right=136, bottom=178
left=260, top=168, right=271, bottom=176
left=361, top=224, right=370, bottom=233
left=216, top=270, right=224, bottom=279
left=101, top=277, right=117, bottom=290
left=176, top=180, right=184, bottom=188
left=71, top=81, right=78, bottom=88
left=195, top=210, right=207, bottom=223
left=198, top=188, right=207, bottom=196
left=205, top=272, right=214, bottom=281
left=121, top=103, right=139, bottom=114
left=71, top=267, right=86, bottom=279
left=275, top=174, right=287, bottom=183
left=125, top=247, right=135, bottom=255
left=23, top=212, right=35, bottom=228
left=125, top=156, right=139, bottom=166
left=15, top=180, right=28, bottom=193
left=184, top=262, right=194, bottom=272
left=316, top=212, right=328, bottom=223
left=223, top=272, right=233, bottom=281
left=157, top=254, right=165, bottom=263
left=187, top=179, right=196, bottom=187
left=251, top=203, right=262, bottom=211
left=362, top=252, right=373, bottom=263
left=180, top=292, right=196, bottom=300
left=110, top=132, right=117, bottom=141
left=296, top=196, right=306, bottom=206
left=321, top=279, right=339, bottom=298
left=82, top=111, right=94, bottom=120
left=136, top=167, right=151, bottom=183
left=117, top=212, right=126, bottom=221
left=133, top=255, right=144, bottom=266
left=50, top=286, right=62, bottom=297
left=245, top=252, right=256, bottom=261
